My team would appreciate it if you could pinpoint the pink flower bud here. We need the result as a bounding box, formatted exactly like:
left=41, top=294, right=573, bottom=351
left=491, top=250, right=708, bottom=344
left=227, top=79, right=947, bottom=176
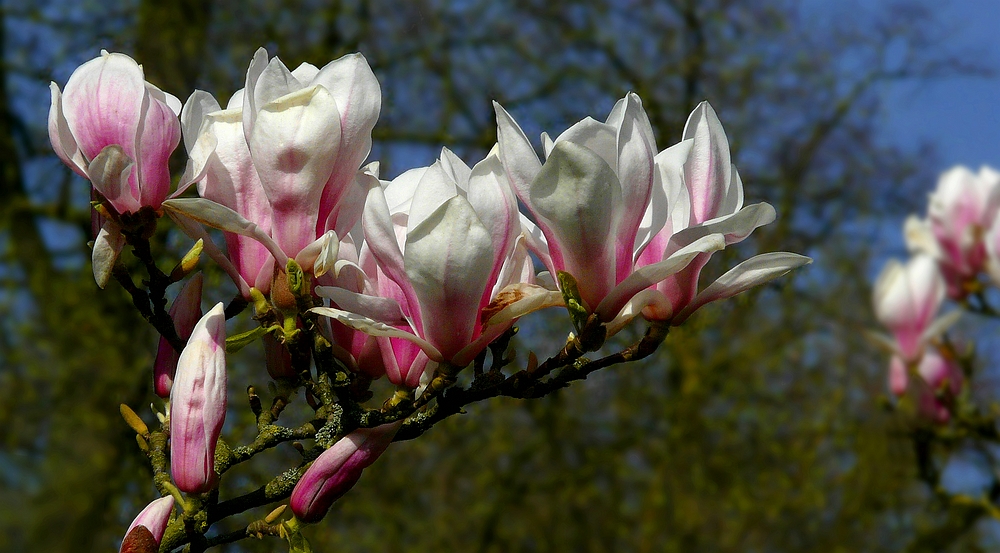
left=169, top=303, right=227, bottom=494
left=889, top=350, right=962, bottom=424
left=290, top=421, right=400, bottom=523
left=121, top=496, right=174, bottom=552
left=49, top=51, right=181, bottom=214
left=263, top=332, right=295, bottom=379
left=153, top=273, right=204, bottom=398
left=915, top=349, right=963, bottom=424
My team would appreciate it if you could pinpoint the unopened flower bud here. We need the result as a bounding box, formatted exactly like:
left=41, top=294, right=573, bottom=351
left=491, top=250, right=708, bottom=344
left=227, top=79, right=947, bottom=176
left=154, top=273, right=204, bottom=398
left=169, top=302, right=227, bottom=494
left=290, top=421, right=401, bottom=522
left=121, top=496, right=174, bottom=553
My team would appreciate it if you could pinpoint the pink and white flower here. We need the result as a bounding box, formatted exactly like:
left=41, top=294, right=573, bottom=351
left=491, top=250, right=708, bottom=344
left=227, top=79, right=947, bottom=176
left=165, top=48, right=379, bottom=297
left=241, top=48, right=380, bottom=258
left=312, top=148, right=535, bottom=388
left=494, top=95, right=808, bottom=329
left=629, top=102, right=809, bottom=326
left=49, top=51, right=184, bottom=288
left=49, top=50, right=182, bottom=215
left=872, top=254, right=952, bottom=362
left=169, top=303, right=227, bottom=494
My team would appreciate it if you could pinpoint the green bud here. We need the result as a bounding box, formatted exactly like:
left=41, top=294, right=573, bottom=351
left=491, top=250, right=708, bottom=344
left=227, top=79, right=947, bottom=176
left=286, top=259, right=305, bottom=297
left=557, top=271, right=590, bottom=334
left=169, top=239, right=203, bottom=281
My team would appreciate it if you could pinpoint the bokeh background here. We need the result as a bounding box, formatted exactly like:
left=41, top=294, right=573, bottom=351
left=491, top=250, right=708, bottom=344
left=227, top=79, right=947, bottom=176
left=1, top=0, right=999, bottom=551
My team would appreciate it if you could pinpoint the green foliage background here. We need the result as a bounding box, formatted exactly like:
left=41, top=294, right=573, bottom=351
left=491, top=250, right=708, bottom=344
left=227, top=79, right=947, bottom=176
left=0, top=0, right=993, bottom=551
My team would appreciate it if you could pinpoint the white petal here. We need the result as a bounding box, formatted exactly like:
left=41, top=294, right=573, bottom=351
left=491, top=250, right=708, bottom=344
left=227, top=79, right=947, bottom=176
left=315, top=286, right=407, bottom=325
left=309, top=306, right=443, bottom=361
left=483, top=283, right=564, bottom=326
left=161, top=198, right=287, bottom=266
left=406, top=161, right=459, bottom=236
left=294, top=230, right=339, bottom=277
left=405, top=196, right=494, bottom=358
left=676, top=252, right=812, bottom=323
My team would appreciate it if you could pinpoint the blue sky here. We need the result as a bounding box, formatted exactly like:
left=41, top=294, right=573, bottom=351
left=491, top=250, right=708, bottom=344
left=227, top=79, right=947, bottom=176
left=879, top=2, right=1000, bottom=169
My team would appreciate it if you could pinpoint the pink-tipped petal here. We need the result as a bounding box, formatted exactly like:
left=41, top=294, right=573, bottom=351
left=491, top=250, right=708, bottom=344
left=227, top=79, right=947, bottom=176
left=48, top=83, right=87, bottom=176
left=249, top=85, right=342, bottom=256
left=169, top=303, right=227, bottom=494
left=613, top=93, right=656, bottom=283
left=676, top=252, right=812, bottom=324
left=404, top=196, right=494, bottom=359
left=682, top=102, right=734, bottom=224
left=61, top=52, right=145, bottom=163
left=595, top=233, right=726, bottom=322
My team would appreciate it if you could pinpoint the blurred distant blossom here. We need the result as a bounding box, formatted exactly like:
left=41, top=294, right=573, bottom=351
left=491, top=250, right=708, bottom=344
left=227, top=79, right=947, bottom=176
left=873, top=248, right=962, bottom=423
left=906, top=165, right=1000, bottom=299
left=872, top=254, right=952, bottom=362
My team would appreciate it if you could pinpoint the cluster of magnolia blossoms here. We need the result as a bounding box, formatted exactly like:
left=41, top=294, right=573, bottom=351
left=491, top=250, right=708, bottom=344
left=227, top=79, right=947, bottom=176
left=50, top=49, right=808, bottom=547
left=872, top=166, right=1000, bottom=422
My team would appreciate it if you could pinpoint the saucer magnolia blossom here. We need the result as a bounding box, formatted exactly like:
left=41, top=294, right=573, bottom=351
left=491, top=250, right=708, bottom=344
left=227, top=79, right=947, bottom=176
left=242, top=48, right=380, bottom=257
left=165, top=49, right=378, bottom=295
left=494, top=95, right=808, bottom=328
left=313, top=148, right=534, bottom=388
left=49, top=50, right=182, bottom=215
left=49, top=50, right=183, bottom=287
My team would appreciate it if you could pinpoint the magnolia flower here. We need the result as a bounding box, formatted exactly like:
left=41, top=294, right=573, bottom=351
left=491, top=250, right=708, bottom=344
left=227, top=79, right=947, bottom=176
left=290, top=421, right=400, bottom=523
left=153, top=273, right=204, bottom=398
left=495, top=95, right=808, bottom=329
left=49, top=51, right=183, bottom=288
left=49, top=50, right=182, bottom=215
left=168, top=47, right=378, bottom=296
left=313, top=148, right=535, bottom=388
left=872, top=255, right=954, bottom=362
left=120, top=496, right=174, bottom=553
left=242, top=48, right=380, bottom=258
left=169, top=303, right=227, bottom=494
left=906, top=165, right=1000, bottom=298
